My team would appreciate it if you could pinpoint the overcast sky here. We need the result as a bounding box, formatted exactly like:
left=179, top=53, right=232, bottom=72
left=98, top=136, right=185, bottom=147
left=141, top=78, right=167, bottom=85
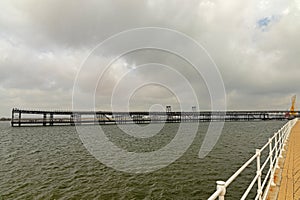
left=1, top=0, right=300, bottom=117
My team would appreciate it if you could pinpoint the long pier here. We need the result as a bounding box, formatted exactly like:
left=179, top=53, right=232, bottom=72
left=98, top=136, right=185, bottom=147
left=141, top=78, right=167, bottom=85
left=11, top=108, right=295, bottom=127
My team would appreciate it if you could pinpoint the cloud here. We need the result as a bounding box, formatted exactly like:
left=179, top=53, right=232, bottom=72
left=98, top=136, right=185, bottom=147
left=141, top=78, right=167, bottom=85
left=0, top=0, right=299, bottom=116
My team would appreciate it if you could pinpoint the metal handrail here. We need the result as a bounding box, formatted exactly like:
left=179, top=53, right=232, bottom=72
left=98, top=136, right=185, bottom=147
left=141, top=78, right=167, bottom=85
left=208, top=118, right=298, bottom=200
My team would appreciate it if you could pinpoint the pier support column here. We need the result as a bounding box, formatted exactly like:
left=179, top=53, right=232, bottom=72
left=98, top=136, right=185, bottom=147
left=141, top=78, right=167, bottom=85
left=102, top=114, right=106, bottom=124
left=96, top=114, right=100, bottom=125
left=70, top=114, right=75, bottom=126
left=18, top=111, right=21, bottom=127
left=43, top=113, right=47, bottom=126
left=97, top=114, right=103, bottom=125
left=50, top=114, right=53, bottom=126
left=94, top=114, right=97, bottom=125
left=166, top=106, right=172, bottom=122
left=77, top=114, right=81, bottom=125
left=11, top=109, right=15, bottom=127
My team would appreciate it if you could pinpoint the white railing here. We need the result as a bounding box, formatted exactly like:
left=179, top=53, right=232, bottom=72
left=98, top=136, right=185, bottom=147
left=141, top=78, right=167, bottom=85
left=208, top=118, right=298, bottom=200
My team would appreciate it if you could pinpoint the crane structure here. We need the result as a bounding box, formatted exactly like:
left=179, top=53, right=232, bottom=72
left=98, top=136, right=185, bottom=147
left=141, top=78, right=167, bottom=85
left=285, top=95, right=297, bottom=119
left=290, top=95, right=297, bottom=116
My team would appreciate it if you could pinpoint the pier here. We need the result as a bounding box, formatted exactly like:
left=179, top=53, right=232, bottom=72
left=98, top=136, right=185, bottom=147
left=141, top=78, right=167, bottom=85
left=10, top=108, right=293, bottom=127
left=208, top=118, right=298, bottom=200
left=273, top=121, right=300, bottom=199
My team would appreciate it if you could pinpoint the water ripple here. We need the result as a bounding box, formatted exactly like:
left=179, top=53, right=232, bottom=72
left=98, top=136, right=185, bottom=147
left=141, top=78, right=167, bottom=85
left=0, top=121, right=285, bottom=199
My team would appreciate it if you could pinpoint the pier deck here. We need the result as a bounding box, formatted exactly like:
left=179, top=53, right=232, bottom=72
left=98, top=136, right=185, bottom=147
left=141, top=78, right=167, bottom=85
left=10, top=108, right=291, bottom=127
left=276, top=121, right=300, bottom=199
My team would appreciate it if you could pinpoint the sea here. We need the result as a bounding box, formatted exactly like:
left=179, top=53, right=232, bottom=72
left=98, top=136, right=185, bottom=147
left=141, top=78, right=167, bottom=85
left=0, top=121, right=286, bottom=199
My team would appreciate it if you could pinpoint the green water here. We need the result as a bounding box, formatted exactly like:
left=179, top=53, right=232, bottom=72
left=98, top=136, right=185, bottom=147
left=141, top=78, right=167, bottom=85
left=0, top=121, right=286, bottom=199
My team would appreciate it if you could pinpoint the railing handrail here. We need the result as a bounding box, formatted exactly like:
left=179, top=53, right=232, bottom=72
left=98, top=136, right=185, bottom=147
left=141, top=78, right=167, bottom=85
left=225, top=153, right=258, bottom=187
left=208, top=118, right=298, bottom=200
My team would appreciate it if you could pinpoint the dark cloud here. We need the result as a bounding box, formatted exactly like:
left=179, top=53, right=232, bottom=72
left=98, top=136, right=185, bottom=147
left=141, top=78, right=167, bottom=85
left=0, top=0, right=300, bottom=116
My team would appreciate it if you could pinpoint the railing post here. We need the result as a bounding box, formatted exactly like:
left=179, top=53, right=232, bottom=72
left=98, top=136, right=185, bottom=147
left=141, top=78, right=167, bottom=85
left=279, top=130, right=284, bottom=158
left=274, top=134, right=280, bottom=169
left=256, top=149, right=262, bottom=200
left=282, top=131, right=287, bottom=152
left=275, top=133, right=278, bottom=155
left=269, top=138, right=276, bottom=186
left=269, top=138, right=273, bottom=168
left=216, top=181, right=226, bottom=200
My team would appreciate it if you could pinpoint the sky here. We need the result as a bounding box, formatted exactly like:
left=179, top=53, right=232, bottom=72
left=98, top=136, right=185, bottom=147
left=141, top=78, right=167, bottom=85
left=1, top=0, right=300, bottom=117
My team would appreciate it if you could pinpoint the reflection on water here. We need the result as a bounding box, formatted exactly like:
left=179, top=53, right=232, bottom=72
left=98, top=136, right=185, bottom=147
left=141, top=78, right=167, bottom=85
left=0, top=121, right=285, bottom=199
